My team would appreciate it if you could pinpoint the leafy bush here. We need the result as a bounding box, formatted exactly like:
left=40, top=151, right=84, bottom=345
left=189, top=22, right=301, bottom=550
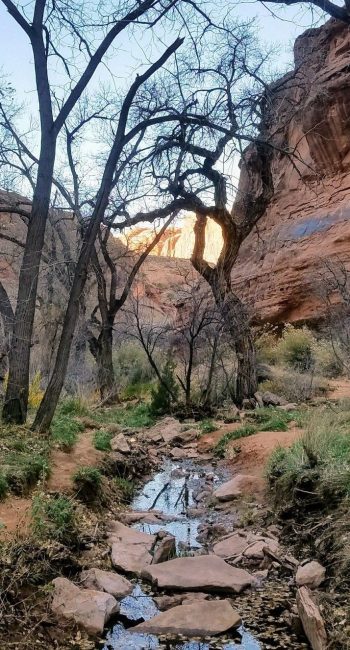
left=199, top=419, right=216, bottom=435
left=277, top=325, right=315, bottom=371
left=0, top=472, right=8, bottom=500
left=31, top=494, right=77, bottom=544
left=93, top=429, right=113, bottom=452
left=73, top=466, right=102, bottom=503
left=150, top=359, right=179, bottom=415
left=214, top=424, right=257, bottom=458
left=51, top=415, right=84, bottom=450
left=114, top=342, right=156, bottom=387
left=28, top=371, right=44, bottom=409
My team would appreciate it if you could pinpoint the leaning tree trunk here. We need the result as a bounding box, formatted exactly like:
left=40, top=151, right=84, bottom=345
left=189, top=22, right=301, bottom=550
left=89, top=327, right=115, bottom=400
left=2, top=139, right=56, bottom=424
left=235, top=328, right=257, bottom=405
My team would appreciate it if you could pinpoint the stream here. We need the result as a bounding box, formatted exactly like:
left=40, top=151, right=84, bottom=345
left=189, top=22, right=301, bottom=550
left=101, top=459, right=309, bottom=650
left=101, top=460, right=262, bottom=650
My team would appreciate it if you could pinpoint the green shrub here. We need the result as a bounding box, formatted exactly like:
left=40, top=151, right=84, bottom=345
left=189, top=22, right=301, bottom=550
left=121, top=381, right=154, bottom=400
left=277, top=325, right=315, bottom=371
left=0, top=472, right=8, bottom=500
left=150, top=359, right=179, bottom=415
left=114, top=342, right=156, bottom=388
left=214, top=424, right=257, bottom=458
left=73, top=466, right=102, bottom=503
left=115, top=476, right=135, bottom=502
left=312, top=339, right=343, bottom=378
left=31, top=494, right=76, bottom=544
left=93, top=429, right=113, bottom=452
left=51, top=415, right=84, bottom=450
left=199, top=419, right=216, bottom=435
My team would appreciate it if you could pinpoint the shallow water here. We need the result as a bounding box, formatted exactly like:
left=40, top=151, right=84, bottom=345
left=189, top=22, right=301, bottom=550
left=101, top=460, right=263, bottom=650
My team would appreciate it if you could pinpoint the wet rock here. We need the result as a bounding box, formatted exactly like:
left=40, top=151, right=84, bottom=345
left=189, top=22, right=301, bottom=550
left=213, top=474, right=263, bottom=501
left=80, top=568, right=133, bottom=598
left=111, top=433, right=130, bottom=454
left=296, top=561, right=326, bottom=589
left=296, top=586, right=327, bottom=650
left=122, top=510, right=164, bottom=525
left=111, top=541, right=153, bottom=575
left=152, top=535, right=176, bottom=564
left=51, top=577, right=118, bottom=635
left=261, top=391, right=287, bottom=407
left=131, top=599, right=241, bottom=636
left=142, top=555, right=253, bottom=594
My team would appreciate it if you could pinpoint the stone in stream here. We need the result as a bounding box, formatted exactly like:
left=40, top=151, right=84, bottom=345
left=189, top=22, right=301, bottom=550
left=131, top=599, right=241, bottom=636
left=296, top=561, right=326, bottom=589
left=51, top=577, right=118, bottom=635
left=154, top=592, right=209, bottom=611
left=111, top=432, right=131, bottom=454
left=152, top=534, right=176, bottom=564
left=80, top=568, right=133, bottom=598
left=142, top=555, right=253, bottom=594
left=296, top=586, right=327, bottom=650
left=111, top=540, right=153, bottom=575
left=213, top=474, right=263, bottom=501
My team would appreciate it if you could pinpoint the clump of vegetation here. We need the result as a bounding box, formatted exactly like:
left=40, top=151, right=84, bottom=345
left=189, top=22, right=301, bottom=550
left=115, top=476, right=135, bottom=502
left=90, top=402, right=155, bottom=430
left=73, top=466, right=102, bottom=503
left=199, top=419, right=216, bottom=435
left=93, top=429, right=113, bottom=451
left=150, top=359, right=179, bottom=415
left=28, top=371, right=45, bottom=409
left=249, top=407, right=299, bottom=431
left=0, top=425, right=50, bottom=496
left=266, top=408, right=350, bottom=507
left=0, top=472, right=8, bottom=500
left=214, top=424, right=257, bottom=458
left=260, top=368, right=328, bottom=403
left=51, top=415, right=84, bottom=450
left=31, top=493, right=77, bottom=544
left=57, top=396, right=89, bottom=417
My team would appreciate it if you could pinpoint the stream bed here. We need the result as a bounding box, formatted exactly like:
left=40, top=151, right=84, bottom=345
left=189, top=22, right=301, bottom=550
left=101, top=460, right=308, bottom=650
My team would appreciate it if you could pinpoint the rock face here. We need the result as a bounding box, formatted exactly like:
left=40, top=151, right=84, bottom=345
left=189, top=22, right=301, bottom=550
left=230, top=18, right=350, bottom=324
left=131, top=600, right=241, bottom=636
left=142, top=555, right=253, bottom=594
left=51, top=577, right=119, bottom=635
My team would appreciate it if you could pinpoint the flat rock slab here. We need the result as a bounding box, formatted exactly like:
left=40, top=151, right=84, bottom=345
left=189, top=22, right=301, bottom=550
left=80, top=568, right=133, bottom=598
left=296, top=561, right=326, bottom=589
left=111, top=541, right=152, bottom=575
left=51, top=577, right=118, bottom=635
left=142, top=555, right=253, bottom=594
left=213, top=474, right=262, bottom=501
left=213, top=532, right=249, bottom=558
left=107, top=520, right=155, bottom=551
left=296, top=587, right=327, bottom=650
left=131, top=599, right=241, bottom=636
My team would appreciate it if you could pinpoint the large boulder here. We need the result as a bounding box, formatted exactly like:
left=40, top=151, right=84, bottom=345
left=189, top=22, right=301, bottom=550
left=51, top=577, right=118, bottom=635
left=261, top=392, right=287, bottom=407
left=107, top=520, right=155, bottom=551
left=80, top=568, right=133, bottom=598
left=213, top=474, right=263, bottom=501
left=131, top=599, right=241, bottom=636
left=111, top=541, right=153, bottom=575
left=296, top=561, right=326, bottom=589
left=296, top=587, right=327, bottom=650
left=142, top=555, right=253, bottom=594
left=111, top=433, right=130, bottom=454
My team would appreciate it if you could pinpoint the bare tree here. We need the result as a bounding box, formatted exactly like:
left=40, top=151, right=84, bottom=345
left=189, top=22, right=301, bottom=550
left=260, top=0, right=350, bottom=23
left=0, top=0, right=194, bottom=423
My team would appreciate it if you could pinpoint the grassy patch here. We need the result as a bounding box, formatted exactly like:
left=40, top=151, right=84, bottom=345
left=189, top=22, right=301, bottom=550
left=266, top=408, right=350, bottom=507
left=199, top=419, right=216, bottom=435
left=214, top=424, right=257, bottom=458
left=93, top=429, right=113, bottom=452
left=73, top=466, right=102, bottom=503
left=249, top=407, right=302, bottom=432
left=31, top=493, right=77, bottom=544
left=0, top=425, right=50, bottom=496
left=51, top=415, right=84, bottom=450
left=92, top=403, right=155, bottom=429
left=57, top=397, right=89, bottom=417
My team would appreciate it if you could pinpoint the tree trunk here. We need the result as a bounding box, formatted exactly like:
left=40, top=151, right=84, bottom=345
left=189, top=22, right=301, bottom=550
left=2, top=139, right=56, bottom=424
left=89, top=327, right=115, bottom=400
left=235, top=329, right=257, bottom=405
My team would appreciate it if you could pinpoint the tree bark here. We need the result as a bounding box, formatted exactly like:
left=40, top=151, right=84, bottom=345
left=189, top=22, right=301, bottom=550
left=235, top=328, right=257, bottom=405
left=89, top=326, right=115, bottom=400
left=2, top=138, right=56, bottom=423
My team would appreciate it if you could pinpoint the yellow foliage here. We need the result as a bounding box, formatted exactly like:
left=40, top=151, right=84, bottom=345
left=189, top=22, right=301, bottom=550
left=28, top=371, right=44, bottom=409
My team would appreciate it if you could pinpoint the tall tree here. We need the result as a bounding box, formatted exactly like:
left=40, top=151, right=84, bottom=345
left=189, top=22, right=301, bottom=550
left=0, top=0, right=186, bottom=423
